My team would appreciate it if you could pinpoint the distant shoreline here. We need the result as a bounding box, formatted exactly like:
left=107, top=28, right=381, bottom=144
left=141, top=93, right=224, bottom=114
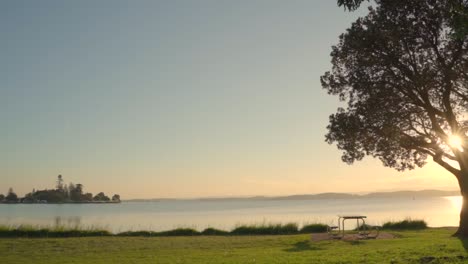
left=125, top=189, right=460, bottom=202
left=0, top=201, right=121, bottom=205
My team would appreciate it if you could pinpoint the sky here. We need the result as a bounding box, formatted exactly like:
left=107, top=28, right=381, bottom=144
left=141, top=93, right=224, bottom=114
left=1, top=0, right=459, bottom=199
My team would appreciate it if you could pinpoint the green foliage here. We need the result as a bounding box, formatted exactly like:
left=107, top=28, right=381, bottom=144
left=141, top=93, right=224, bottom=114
left=201, top=227, right=230, bottom=236
left=117, top=231, right=155, bottom=237
left=30, top=190, right=67, bottom=203
left=0, top=220, right=424, bottom=238
left=0, top=225, right=111, bottom=238
left=112, top=194, right=121, bottom=202
left=5, top=188, right=18, bottom=203
left=117, top=228, right=200, bottom=237
left=382, top=219, right=428, bottom=230
left=0, top=223, right=312, bottom=237
left=299, top=224, right=329, bottom=233
left=353, top=224, right=377, bottom=231
left=231, top=223, right=299, bottom=235
left=157, top=228, right=201, bottom=236
left=93, top=192, right=111, bottom=202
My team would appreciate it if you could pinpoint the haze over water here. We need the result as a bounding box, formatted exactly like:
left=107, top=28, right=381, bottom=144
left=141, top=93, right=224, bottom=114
left=0, top=196, right=461, bottom=232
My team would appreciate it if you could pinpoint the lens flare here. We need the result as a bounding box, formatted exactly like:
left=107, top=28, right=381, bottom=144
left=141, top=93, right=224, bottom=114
left=448, top=135, right=463, bottom=151
left=446, top=196, right=462, bottom=211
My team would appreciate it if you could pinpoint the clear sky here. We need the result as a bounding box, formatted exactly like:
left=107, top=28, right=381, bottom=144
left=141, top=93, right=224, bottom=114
left=1, top=0, right=459, bottom=199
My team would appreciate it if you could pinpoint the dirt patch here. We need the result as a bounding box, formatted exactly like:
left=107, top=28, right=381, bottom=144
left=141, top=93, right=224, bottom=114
left=311, top=232, right=396, bottom=242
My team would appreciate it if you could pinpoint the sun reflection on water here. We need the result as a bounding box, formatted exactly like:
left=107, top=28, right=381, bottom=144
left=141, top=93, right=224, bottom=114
left=445, top=196, right=462, bottom=212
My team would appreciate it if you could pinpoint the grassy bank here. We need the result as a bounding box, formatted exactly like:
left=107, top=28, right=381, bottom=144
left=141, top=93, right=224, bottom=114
left=1, top=228, right=467, bottom=263
left=0, top=223, right=329, bottom=238
left=0, top=219, right=428, bottom=238
left=0, top=219, right=426, bottom=238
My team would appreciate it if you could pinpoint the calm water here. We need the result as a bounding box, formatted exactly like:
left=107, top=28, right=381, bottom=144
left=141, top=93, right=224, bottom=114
left=0, top=196, right=461, bottom=232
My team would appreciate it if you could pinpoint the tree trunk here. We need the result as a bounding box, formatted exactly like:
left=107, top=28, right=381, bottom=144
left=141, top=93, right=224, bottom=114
left=455, top=195, right=468, bottom=237
left=454, top=169, right=468, bottom=237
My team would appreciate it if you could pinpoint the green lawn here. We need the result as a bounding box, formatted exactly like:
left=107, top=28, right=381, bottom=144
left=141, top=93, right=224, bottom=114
left=1, top=228, right=467, bottom=264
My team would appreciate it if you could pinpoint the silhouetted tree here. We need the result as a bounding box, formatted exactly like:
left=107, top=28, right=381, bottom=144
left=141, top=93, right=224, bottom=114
left=56, top=174, right=64, bottom=191
left=322, top=0, right=468, bottom=236
left=63, top=185, right=69, bottom=199
left=93, top=192, right=110, bottom=202
left=83, top=193, right=93, bottom=202
left=5, top=188, right=18, bottom=203
left=337, top=0, right=468, bottom=38
left=68, top=183, right=75, bottom=197
left=112, top=194, right=121, bottom=203
left=0, top=194, right=5, bottom=202
left=337, top=0, right=367, bottom=11
left=69, top=183, right=83, bottom=202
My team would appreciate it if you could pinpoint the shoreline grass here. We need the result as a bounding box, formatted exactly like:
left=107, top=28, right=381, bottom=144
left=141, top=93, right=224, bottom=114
left=382, top=219, right=428, bottom=230
left=0, top=220, right=426, bottom=238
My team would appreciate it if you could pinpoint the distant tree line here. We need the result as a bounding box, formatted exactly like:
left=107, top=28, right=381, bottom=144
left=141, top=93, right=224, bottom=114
left=0, top=175, right=121, bottom=204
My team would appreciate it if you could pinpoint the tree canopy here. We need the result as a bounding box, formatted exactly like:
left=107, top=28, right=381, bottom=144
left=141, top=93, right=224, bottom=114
left=337, top=0, right=468, bottom=38
left=324, top=0, right=468, bottom=235
left=323, top=0, right=468, bottom=175
left=337, top=0, right=367, bottom=11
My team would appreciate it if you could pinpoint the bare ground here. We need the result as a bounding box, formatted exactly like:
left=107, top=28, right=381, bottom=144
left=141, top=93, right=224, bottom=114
left=311, top=232, right=396, bottom=242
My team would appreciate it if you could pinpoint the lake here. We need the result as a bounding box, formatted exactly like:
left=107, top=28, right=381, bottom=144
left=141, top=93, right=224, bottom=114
left=0, top=196, right=462, bottom=232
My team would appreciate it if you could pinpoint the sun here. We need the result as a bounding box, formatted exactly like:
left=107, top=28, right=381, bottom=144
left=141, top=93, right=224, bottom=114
left=448, top=135, right=463, bottom=151
left=446, top=196, right=463, bottom=211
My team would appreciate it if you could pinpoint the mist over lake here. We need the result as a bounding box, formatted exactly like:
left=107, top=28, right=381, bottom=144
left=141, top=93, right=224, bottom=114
left=0, top=196, right=461, bottom=232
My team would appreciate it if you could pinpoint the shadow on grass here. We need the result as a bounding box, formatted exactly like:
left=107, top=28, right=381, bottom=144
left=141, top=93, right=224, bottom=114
left=457, top=236, right=468, bottom=252
left=284, top=240, right=322, bottom=252
left=341, top=240, right=364, bottom=246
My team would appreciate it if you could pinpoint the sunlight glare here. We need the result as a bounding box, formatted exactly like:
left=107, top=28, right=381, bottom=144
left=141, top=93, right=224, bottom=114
left=445, top=196, right=462, bottom=212
left=448, top=135, right=463, bottom=151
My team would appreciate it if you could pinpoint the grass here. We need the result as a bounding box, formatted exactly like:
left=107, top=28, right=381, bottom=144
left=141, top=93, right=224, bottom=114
left=0, top=222, right=328, bottom=238
left=0, top=219, right=427, bottom=239
left=0, top=225, right=111, bottom=238
left=1, top=228, right=468, bottom=263
left=299, top=224, right=329, bottom=233
left=382, top=219, right=428, bottom=230
left=231, top=223, right=299, bottom=235
left=0, top=219, right=427, bottom=238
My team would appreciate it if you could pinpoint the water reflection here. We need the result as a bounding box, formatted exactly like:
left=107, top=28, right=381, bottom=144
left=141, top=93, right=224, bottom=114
left=0, top=197, right=463, bottom=232
left=445, top=196, right=462, bottom=212
left=54, top=216, right=81, bottom=228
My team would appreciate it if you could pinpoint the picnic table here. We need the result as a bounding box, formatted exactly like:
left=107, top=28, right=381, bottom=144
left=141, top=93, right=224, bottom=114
left=328, top=215, right=379, bottom=239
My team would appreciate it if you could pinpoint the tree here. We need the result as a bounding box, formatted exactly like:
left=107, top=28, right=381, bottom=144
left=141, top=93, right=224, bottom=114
left=0, top=194, right=5, bottom=202
left=322, top=0, right=468, bottom=236
left=63, top=185, right=69, bottom=199
left=337, top=0, right=367, bottom=11
left=336, top=0, right=468, bottom=37
left=93, top=192, right=110, bottom=202
left=112, top=194, right=121, bottom=203
left=69, top=183, right=84, bottom=202
left=56, top=174, right=64, bottom=191
left=5, top=188, right=18, bottom=203
left=75, top=184, right=83, bottom=194
left=82, top=193, right=93, bottom=202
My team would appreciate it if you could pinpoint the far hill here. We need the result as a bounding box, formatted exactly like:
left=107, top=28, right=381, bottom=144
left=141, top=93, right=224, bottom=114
left=364, top=190, right=459, bottom=199
left=126, top=190, right=459, bottom=202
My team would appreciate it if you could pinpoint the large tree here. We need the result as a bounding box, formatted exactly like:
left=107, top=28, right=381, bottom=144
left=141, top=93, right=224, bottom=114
left=322, top=0, right=468, bottom=236
left=337, top=0, right=468, bottom=38
left=5, top=188, right=18, bottom=203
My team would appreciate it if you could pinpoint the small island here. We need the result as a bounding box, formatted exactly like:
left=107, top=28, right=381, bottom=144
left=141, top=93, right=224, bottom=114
left=0, top=175, right=121, bottom=204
